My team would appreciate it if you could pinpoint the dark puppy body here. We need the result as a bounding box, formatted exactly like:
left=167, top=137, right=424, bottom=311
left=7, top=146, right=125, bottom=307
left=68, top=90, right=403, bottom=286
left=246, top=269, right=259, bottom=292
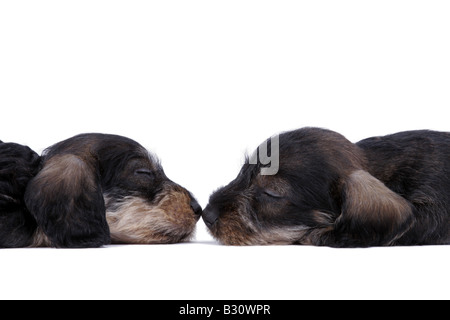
left=203, top=128, right=450, bottom=247
left=357, top=131, right=449, bottom=246
left=1, top=134, right=201, bottom=248
left=0, top=141, right=40, bottom=247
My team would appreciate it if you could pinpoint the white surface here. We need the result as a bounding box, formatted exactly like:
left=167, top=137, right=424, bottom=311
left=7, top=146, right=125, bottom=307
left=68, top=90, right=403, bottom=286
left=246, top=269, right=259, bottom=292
left=1, top=1, right=449, bottom=300
left=1, top=243, right=449, bottom=300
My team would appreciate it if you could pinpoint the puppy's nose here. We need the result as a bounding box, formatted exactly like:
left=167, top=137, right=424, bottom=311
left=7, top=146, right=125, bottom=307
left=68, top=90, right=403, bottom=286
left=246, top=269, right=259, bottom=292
left=202, top=205, right=219, bottom=229
left=190, top=198, right=203, bottom=216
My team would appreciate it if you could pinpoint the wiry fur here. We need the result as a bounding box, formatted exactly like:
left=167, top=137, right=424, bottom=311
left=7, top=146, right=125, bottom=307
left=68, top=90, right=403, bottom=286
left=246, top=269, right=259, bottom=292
left=1, top=134, right=201, bottom=248
left=203, top=128, right=450, bottom=247
left=105, top=184, right=198, bottom=244
left=0, top=141, right=41, bottom=248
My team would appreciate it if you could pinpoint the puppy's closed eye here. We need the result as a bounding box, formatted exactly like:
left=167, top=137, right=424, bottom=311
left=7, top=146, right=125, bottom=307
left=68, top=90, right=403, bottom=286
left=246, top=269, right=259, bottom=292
left=135, top=168, right=154, bottom=177
left=262, top=189, right=284, bottom=199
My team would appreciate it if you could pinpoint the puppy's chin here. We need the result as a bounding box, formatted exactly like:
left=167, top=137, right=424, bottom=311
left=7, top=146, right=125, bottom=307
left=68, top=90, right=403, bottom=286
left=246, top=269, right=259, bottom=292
left=105, top=192, right=199, bottom=244
left=207, top=210, right=312, bottom=246
left=209, top=224, right=316, bottom=246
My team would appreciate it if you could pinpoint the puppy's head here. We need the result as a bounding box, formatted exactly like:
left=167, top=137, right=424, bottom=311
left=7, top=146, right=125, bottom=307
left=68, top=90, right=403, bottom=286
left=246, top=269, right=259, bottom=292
left=203, top=128, right=413, bottom=247
left=25, top=134, right=201, bottom=248
left=98, top=140, right=202, bottom=245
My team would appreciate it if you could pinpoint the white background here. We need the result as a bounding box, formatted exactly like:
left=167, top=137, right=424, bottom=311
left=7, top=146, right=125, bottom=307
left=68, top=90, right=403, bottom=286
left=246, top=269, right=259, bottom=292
left=0, top=1, right=449, bottom=300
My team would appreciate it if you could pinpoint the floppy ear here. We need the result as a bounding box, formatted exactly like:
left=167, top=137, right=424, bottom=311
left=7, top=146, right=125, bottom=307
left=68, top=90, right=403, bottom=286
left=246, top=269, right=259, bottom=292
left=24, top=154, right=110, bottom=248
left=331, top=170, right=414, bottom=247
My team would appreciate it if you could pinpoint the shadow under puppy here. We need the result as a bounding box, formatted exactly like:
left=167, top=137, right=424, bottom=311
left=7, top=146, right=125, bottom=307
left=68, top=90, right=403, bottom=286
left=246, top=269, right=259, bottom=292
left=1, top=134, right=201, bottom=248
left=203, top=128, right=450, bottom=247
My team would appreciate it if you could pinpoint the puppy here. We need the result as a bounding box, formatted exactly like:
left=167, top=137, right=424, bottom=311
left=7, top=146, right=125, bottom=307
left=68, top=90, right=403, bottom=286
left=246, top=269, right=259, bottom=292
left=203, top=128, right=450, bottom=247
left=1, top=134, right=202, bottom=248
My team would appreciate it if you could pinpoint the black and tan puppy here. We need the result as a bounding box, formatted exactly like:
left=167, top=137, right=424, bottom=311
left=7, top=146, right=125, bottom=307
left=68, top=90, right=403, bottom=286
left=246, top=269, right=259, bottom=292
left=0, top=134, right=201, bottom=248
left=203, top=128, right=450, bottom=247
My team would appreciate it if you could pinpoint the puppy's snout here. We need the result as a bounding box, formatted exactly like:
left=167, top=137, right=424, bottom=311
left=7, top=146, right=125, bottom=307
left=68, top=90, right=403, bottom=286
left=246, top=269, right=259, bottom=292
left=190, top=198, right=202, bottom=216
left=202, top=204, right=219, bottom=228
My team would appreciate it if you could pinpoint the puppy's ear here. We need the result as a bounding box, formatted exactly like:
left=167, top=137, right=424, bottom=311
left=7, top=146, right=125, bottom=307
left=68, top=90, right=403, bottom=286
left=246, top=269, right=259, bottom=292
left=24, top=155, right=110, bottom=248
left=332, top=170, right=414, bottom=247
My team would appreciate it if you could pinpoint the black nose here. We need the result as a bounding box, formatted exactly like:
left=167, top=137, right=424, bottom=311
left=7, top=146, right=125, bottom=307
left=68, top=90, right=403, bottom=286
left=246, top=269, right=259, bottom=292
left=190, top=198, right=203, bottom=216
left=202, top=204, right=219, bottom=229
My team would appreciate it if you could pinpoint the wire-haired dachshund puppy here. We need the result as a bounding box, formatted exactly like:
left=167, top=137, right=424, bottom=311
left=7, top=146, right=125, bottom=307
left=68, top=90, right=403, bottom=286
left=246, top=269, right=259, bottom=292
left=203, top=128, right=450, bottom=247
left=0, top=134, right=202, bottom=248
